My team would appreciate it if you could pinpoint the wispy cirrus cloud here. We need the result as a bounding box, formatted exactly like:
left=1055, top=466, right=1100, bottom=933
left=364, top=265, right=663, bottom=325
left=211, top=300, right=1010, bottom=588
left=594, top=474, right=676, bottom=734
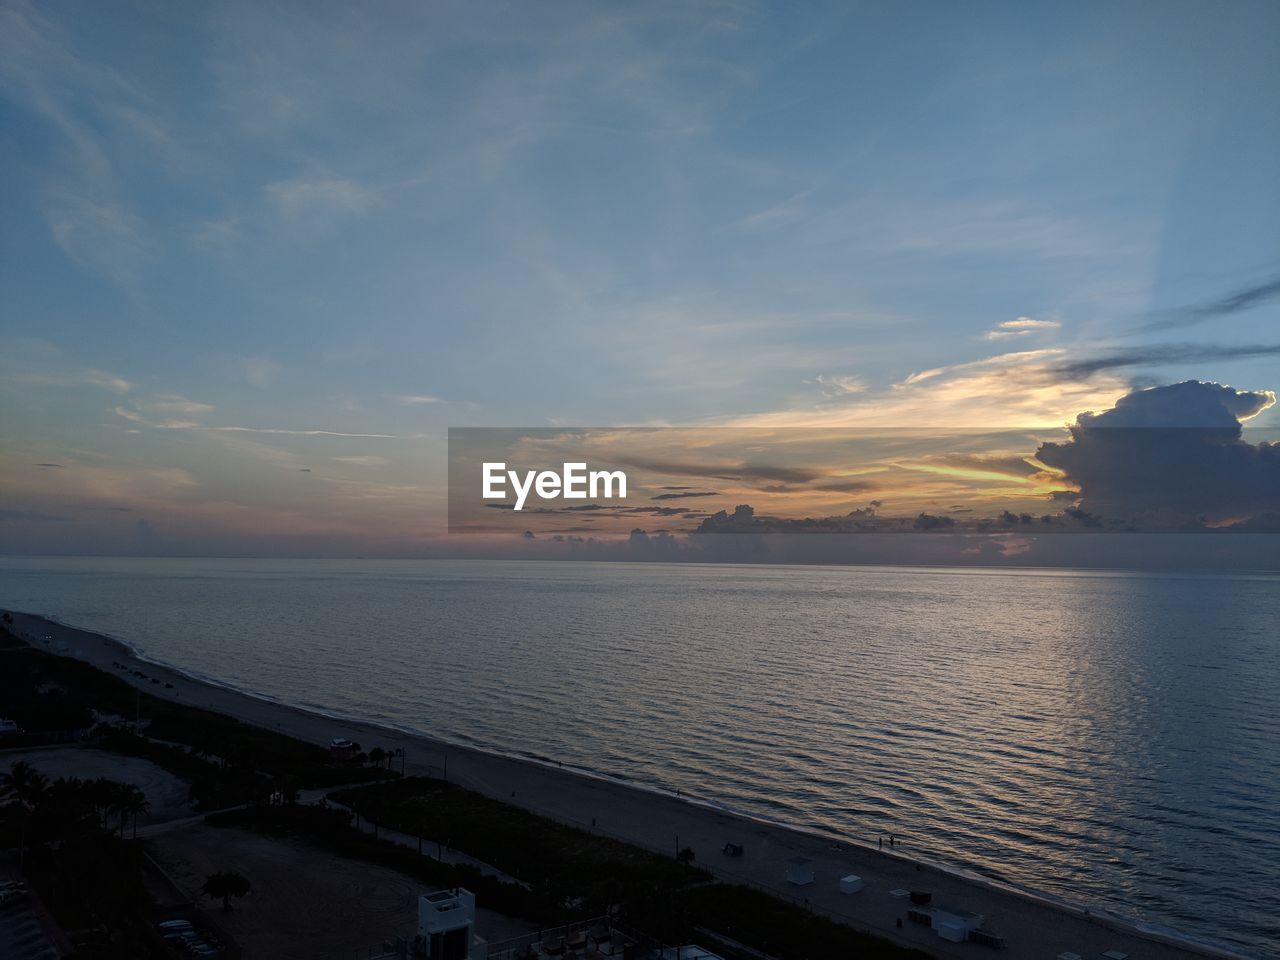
left=395, top=393, right=476, bottom=409
left=207, top=426, right=404, bottom=439
left=0, top=1, right=165, bottom=285
left=812, top=374, right=867, bottom=395
left=0, top=338, right=134, bottom=393
left=332, top=455, right=390, bottom=466
left=109, top=403, right=405, bottom=440
left=982, top=316, right=1060, bottom=340
left=265, top=175, right=379, bottom=220
left=396, top=394, right=446, bottom=406
left=729, top=348, right=1131, bottom=429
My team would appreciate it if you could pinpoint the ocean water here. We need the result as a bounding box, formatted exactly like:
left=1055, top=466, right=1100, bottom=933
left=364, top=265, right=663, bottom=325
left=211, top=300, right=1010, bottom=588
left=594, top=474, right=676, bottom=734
left=1, top=557, right=1276, bottom=957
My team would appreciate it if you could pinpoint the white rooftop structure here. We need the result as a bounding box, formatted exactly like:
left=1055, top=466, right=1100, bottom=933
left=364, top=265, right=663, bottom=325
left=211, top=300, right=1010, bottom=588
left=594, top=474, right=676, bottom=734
left=417, top=888, right=485, bottom=960
left=660, top=947, right=725, bottom=960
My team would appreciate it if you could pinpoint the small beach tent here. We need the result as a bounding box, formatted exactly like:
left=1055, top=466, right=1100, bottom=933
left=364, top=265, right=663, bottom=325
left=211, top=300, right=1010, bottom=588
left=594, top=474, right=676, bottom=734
left=785, top=856, right=815, bottom=886
left=839, top=874, right=863, bottom=894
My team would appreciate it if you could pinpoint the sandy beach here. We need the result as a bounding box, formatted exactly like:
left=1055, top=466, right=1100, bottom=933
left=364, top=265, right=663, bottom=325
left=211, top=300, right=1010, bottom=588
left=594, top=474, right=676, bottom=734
left=8, top=611, right=1245, bottom=960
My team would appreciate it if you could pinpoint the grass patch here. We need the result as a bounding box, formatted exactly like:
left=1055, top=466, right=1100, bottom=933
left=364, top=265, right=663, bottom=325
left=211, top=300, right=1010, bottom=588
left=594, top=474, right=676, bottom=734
left=206, top=803, right=552, bottom=923
left=333, top=777, right=707, bottom=918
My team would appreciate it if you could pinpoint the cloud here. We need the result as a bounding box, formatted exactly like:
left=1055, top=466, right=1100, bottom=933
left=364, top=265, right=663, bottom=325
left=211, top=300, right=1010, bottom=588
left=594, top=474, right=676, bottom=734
left=613, top=456, right=823, bottom=486
left=733, top=348, right=1131, bottom=429
left=650, top=490, right=719, bottom=500
left=112, top=404, right=200, bottom=430
left=333, top=456, right=389, bottom=467
left=1051, top=344, right=1280, bottom=379
left=1035, top=381, right=1279, bottom=523
left=47, top=196, right=147, bottom=282
left=396, top=394, right=446, bottom=406
left=114, top=394, right=214, bottom=422
left=242, top=355, right=283, bottom=389
left=813, top=374, right=867, bottom=395
left=0, top=2, right=163, bottom=285
left=982, top=316, right=1060, bottom=340
left=1, top=338, right=134, bottom=394
left=1137, top=276, right=1280, bottom=332
left=265, top=175, right=378, bottom=220
left=209, top=426, right=402, bottom=439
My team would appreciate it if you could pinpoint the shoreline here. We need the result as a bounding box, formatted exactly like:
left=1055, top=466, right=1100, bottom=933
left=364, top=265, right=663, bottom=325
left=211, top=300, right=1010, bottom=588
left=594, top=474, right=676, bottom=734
left=7, top=610, right=1252, bottom=960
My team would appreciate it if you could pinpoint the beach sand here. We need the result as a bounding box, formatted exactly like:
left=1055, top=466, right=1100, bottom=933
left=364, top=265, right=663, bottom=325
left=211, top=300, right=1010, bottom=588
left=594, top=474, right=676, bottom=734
left=8, top=612, right=1243, bottom=960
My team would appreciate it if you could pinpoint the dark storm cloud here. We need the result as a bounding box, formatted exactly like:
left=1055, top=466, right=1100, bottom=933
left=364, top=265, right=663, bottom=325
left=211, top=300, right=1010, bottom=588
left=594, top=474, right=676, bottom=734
left=814, top=479, right=878, bottom=493
left=1052, top=344, right=1280, bottom=379
left=35, top=462, right=64, bottom=468
left=1035, top=381, right=1279, bottom=522
left=1136, top=276, right=1280, bottom=332
left=612, top=456, right=822, bottom=485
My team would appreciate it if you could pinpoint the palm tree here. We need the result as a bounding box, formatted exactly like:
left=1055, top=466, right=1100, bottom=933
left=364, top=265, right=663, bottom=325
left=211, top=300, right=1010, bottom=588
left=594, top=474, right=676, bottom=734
left=90, top=777, right=118, bottom=832
left=1, top=762, right=48, bottom=866
left=201, top=870, right=251, bottom=912
left=118, top=785, right=149, bottom=839
left=369, top=747, right=387, bottom=769
left=1, top=761, right=49, bottom=808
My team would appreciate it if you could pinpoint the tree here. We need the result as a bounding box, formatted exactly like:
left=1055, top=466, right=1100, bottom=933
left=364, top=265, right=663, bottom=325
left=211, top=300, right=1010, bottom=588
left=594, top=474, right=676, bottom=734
left=0, top=761, right=48, bottom=863
left=117, top=785, right=149, bottom=839
left=369, top=747, right=387, bottom=769
left=677, top=846, right=696, bottom=865
left=202, top=871, right=251, bottom=912
left=1, top=761, right=49, bottom=810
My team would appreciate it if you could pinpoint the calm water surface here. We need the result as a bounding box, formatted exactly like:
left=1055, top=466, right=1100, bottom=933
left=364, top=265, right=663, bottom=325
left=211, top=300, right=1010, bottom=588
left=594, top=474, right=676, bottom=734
left=1, top=558, right=1276, bottom=957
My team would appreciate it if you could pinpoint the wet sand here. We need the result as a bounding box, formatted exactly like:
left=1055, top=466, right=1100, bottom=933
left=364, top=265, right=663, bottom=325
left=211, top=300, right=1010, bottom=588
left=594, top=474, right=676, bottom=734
left=7, top=611, right=1244, bottom=960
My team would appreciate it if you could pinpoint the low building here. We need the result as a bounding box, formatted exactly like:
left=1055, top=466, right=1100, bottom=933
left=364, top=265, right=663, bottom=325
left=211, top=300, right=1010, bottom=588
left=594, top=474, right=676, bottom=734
left=416, top=888, right=485, bottom=960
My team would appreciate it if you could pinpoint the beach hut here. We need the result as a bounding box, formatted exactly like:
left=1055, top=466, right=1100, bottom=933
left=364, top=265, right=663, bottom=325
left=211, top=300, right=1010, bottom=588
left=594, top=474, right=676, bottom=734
left=838, top=874, right=863, bottom=894
left=785, top=856, right=814, bottom=886
left=932, top=906, right=984, bottom=943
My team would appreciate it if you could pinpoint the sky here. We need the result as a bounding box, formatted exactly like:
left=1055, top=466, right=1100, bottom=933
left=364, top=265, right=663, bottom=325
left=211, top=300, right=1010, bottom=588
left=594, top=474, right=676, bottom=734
left=1, top=0, right=1278, bottom=560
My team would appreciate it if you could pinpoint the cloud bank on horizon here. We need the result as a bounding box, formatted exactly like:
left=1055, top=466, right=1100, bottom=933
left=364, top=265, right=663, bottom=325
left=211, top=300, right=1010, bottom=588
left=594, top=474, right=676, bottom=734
left=0, top=1, right=1278, bottom=563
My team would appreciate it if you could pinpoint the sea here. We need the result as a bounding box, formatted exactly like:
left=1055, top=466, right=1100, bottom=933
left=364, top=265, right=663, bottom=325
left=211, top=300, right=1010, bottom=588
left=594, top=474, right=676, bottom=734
left=1, top=557, right=1276, bottom=957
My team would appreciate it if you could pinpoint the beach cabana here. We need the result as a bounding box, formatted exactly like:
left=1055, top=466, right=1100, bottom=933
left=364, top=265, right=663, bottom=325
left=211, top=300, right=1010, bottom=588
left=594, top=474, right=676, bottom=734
left=785, top=856, right=814, bottom=886
left=839, top=874, right=863, bottom=894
